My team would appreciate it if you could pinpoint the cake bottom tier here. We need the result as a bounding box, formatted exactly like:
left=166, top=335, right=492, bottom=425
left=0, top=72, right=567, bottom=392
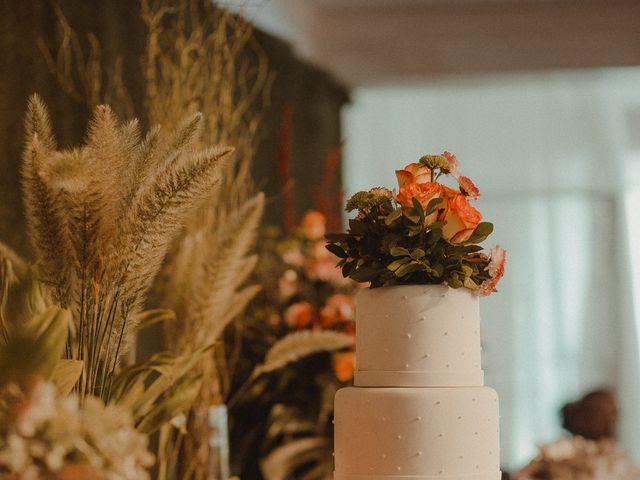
left=334, top=386, right=500, bottom=480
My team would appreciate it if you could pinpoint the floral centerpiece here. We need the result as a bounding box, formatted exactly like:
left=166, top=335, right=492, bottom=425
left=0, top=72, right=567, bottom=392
left=326, top=152, right=505, bottom=294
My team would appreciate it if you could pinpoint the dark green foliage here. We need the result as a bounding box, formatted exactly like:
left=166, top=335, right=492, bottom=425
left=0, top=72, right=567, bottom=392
left=327, top=192, right=494, bottom=290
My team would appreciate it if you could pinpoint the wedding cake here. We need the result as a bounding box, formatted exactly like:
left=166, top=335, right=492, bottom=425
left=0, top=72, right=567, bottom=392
left=326, top=153, right=505, bottom=480
left=333, top=284, right=501, bottom=479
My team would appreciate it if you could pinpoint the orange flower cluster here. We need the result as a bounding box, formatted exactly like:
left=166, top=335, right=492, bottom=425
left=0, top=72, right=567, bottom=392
left=394, top=154, right=483, bottom=243
left=272, top=211, right=357, bottom=382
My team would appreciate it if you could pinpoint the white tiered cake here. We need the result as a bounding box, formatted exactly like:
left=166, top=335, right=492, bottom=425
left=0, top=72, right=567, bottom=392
left=334, top=284, right=501, bottom=480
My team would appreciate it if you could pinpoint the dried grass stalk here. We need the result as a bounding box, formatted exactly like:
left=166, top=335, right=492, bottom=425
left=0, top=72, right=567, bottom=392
left=22, top=95, right=232, bottom=402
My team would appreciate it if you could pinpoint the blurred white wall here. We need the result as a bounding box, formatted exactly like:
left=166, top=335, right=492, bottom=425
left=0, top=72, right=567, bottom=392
left=343, top=68, right=640, bottom=469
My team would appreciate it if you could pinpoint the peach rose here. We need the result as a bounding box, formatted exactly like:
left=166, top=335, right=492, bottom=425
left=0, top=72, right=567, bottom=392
left=478, top=245, right=506, bottom=296
left=284, top=302, right=314, bottom=328
left=333, top=352, right=356, bottom=382
left=441, top=188, right=482, bottom=243
left=395, top=162, right=431, bottom=188
left=302, top=210, right=327, bottom=240
left=396, top=181, right=442, bottom=209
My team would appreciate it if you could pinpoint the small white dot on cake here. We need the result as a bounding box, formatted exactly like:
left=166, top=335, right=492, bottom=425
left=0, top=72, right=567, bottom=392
left=405, top=333, right=412, bottom=339
left=415, top=416, right=422, bottom=421
left=404, top=363, right=410, bottom=368
left=396, top=467, right=402, bottom=472
left=397, top=434, right=403, bottom=440
left=417, top=451, right=422, bottom=456
left=403, top=295, right=408, bottom=300
left=382, top=417, right=387, bottom=422
left=382, top=454, right=387, bottom=459
left=332, top=452, right=335, bottom=457
left=420, top=316, right=426, bottom=321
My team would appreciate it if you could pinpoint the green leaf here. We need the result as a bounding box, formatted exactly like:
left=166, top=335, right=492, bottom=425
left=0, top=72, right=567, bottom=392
left=348, top=219, right=367, bottom=235
left=467, top=222, right=494, bottom=244
left=403, top=208, right=421, bottom=224
left=394, top=262, right=421, bottom=277
left=326, top=243, right=348, bottom=258
left=425, top=197, right=444, bottom=216
left=411, top=248, right=426, bottom=259
left=390, top=247, right=410, bottom=257
left=350, top=266, right=379, bottom=282
left=384, top=207, right=403, bottom=226
left=411, top=198, right=425, bottom=223
left=387, top=258, right=410, bottom=271
left=342, top=261, right=357, bottom=277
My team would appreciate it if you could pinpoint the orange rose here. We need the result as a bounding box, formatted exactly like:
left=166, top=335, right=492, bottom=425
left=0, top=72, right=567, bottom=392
left=395, top=162, right=431, bottom=188
left=441, top=188, right=482, bottom=243
left=333, top=352, right=356, bottom=382
left=396, top=181, right=442, bottom=209
left=284, top=302, right=314, bottom=328
left=302, top=210, right=327, bottom=240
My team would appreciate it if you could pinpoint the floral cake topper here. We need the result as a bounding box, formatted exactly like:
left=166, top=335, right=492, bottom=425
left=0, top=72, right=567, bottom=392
left=326, top=152, right=506, bottom=294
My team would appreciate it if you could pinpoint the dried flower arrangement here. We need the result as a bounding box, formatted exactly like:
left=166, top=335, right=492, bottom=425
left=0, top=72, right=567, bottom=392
left=0, top=93, right=235, bottom=477
left=327, top=153, right=506, bottom=294
left=40, top=2, right=273, bottom=477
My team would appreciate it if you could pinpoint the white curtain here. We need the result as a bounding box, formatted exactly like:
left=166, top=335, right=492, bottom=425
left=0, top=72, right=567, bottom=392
left=343, top=69, right=640, bottom=469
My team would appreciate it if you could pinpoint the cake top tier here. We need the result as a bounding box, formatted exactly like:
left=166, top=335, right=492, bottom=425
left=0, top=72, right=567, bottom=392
left=355, top=284, right=483, bottom=387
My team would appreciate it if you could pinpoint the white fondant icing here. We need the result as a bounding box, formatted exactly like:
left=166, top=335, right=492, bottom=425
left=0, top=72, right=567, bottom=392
left=334, top=285, right=501, bottom=480
left=334, top=387, right=500, bottom=480
left=354, top=285, right=483, bottom=387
